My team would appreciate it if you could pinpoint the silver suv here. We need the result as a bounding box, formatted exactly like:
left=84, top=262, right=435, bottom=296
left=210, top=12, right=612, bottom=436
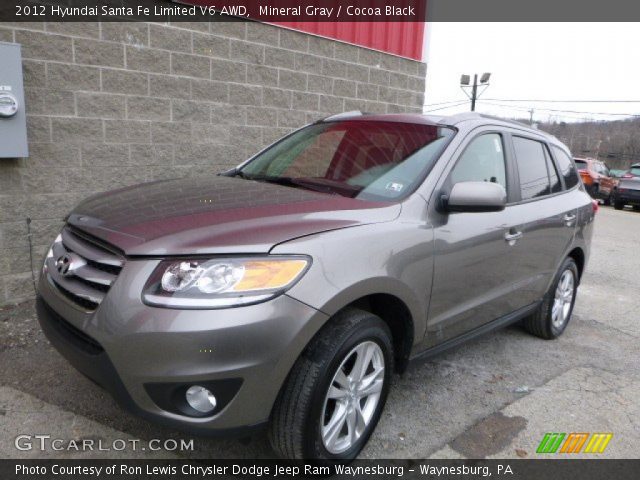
left=36, top=112, right=594, bottom=460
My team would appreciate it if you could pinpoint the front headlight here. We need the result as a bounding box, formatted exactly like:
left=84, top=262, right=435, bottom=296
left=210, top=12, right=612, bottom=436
left=43, top=234, right=63, bottom=274
left=142, top=256, right=310, bottom=308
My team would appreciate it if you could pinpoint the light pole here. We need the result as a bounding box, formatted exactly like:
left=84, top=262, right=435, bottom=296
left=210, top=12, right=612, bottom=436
left=460, top=72, right=491, bottom=111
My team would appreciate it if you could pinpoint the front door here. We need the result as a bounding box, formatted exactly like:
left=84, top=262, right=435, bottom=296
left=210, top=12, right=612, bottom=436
left=426, top=131, right=524, bottom=345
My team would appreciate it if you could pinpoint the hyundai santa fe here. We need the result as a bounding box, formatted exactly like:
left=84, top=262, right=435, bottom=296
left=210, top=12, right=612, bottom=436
left=36, top=112, right=594, bottom=460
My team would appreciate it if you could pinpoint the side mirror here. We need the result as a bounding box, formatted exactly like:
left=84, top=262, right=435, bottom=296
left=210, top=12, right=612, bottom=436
left=445, top=181, right=507, bottom=213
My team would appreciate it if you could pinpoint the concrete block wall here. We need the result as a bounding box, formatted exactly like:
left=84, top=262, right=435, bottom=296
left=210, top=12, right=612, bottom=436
left=0, top=21, right=426, bottom=305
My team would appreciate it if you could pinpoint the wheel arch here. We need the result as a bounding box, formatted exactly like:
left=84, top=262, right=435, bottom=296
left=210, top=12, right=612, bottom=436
left=339, top=293, right=415, bottom=373
left=567, top=246, right=585, bottom=281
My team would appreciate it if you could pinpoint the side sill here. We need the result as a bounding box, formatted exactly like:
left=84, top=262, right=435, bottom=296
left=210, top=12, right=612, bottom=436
left=408, top=301, right=541, bottom=366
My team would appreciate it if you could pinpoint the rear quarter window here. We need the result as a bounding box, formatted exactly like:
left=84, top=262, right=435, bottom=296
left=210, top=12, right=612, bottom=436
left=552, top=146, right=580, bottom=189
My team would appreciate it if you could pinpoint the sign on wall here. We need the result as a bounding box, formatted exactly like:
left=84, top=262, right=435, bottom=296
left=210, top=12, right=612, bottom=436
left=0, top=42, right=28, bottom=158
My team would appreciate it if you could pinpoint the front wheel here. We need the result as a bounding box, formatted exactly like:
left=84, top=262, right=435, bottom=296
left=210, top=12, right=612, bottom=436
left=269, top=308, right=393, bottom=460
left=614, top=200, right=625, bottom=210
left=523, top=257, right=578, bottom=339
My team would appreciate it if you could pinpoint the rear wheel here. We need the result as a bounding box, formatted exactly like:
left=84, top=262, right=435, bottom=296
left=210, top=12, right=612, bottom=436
left=614, top=200, right=625, bottom=210
left=523, top=257, right=578, bottom=339
left=268, top=308, right=393, bottom=460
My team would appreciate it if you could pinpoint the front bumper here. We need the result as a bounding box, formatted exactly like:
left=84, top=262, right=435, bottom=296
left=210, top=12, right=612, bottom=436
left=36, top=258, right=328, bottom=435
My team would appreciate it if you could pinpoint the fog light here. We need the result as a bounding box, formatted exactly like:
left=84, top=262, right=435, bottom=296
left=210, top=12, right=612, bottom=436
left=185, top=385, right=217, bottom=413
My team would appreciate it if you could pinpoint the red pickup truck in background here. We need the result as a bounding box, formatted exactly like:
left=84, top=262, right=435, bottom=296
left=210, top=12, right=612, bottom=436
left=574, top=157, right=618, bottom=205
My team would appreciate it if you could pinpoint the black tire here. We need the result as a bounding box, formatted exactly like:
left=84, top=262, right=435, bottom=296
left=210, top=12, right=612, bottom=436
left=614, top=200, right=624, bottom=210
left=633, top=205, right=640, bottom=212
left=522, top=257, right=579, bottom=340
left=268, top=308, right=394, bottom=460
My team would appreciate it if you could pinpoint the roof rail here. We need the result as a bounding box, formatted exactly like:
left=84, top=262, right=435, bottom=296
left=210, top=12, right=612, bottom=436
left=443, top=112, right=540, bottom=130
left=444, top=112, right=483, bottom=123
left=321, top=110, right=364, bottom=121
left=479, top=114, right=531, bottom=128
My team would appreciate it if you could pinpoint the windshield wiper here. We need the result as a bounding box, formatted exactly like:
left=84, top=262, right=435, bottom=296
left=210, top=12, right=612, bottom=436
left=222, top=168, right=253, bottom=180
left=230, top=171, right=344, bottom=196
left=229, top=171, right=301, bottom=187
left=253, top=175, right=335, bottom=193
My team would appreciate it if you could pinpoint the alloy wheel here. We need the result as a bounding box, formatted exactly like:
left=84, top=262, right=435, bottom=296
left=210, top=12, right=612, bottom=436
left=551, top=270, right=575, bottom=329
left=320, top=341, right=385, bottom=454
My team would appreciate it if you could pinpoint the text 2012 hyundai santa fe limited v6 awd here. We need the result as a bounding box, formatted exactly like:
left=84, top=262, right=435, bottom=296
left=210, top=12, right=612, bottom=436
left=37, top=112, right=594, bottom=460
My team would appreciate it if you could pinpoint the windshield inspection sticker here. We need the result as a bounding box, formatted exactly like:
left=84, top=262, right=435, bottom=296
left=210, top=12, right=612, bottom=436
left=386, top=182, right=404, bottom=192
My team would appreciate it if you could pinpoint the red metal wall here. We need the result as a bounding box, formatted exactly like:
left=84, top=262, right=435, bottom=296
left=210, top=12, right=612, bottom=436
left=178, top=1, right=426, bottom=60
left=274, top=22, right=425, bottom=61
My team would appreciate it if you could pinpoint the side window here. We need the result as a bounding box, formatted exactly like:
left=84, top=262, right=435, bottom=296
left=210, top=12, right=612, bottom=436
left=551, top=146, right=580, bottom=189
left=512, top=136, right=553, bottom=200
left=450, top=133, right=507, bottom=191
left=544, top=146, right=562, bottom=193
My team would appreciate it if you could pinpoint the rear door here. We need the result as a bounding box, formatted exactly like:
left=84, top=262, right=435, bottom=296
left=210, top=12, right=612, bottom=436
left=505, top=134, right=578, bottom=306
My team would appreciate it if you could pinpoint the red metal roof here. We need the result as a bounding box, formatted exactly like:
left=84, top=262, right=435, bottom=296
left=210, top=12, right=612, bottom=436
left=178, top=1, right=426, bottom=60
left=274, top=22, right=425, bottom=61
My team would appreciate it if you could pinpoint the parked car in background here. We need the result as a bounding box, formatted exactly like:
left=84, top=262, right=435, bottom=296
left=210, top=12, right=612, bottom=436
left=36, top=112, right=594, bottom=460
left=574, top=157, right=617, bottom=205
left=622, top=163, right=640, bottom=179
left=609, top=169, right=627, bottom=178
left=612, top=177, right=640, bottom=211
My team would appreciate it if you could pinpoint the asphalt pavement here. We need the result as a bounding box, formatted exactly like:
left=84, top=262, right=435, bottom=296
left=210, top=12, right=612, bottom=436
left=1, top=206, right=638, bottom=459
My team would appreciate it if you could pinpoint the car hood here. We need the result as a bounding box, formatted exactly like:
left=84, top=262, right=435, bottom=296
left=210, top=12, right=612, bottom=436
left=67, top=175, right=400, bottom=255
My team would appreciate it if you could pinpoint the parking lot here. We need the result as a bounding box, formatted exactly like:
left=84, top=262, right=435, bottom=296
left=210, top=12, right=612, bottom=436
left=1, top=205, right=638, bottom=459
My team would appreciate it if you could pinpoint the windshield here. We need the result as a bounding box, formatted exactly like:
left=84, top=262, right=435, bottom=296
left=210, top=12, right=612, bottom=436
left=238, top=120, right=455, bottom=201
left=574, top=159, right=588, bottom=170
left=630, top=167, right=640, bottom=176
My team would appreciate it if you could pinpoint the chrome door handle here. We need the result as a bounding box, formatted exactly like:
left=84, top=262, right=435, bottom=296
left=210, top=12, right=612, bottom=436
left=504, top=231, right=523, bottom=243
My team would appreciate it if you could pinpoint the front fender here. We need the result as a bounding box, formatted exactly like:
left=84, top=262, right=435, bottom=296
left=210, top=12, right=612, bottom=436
left=271, top=221, right=434, bottom=345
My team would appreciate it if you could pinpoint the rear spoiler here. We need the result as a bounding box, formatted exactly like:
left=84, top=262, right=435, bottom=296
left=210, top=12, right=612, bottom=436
left=320, top=111, right=366, bottom=122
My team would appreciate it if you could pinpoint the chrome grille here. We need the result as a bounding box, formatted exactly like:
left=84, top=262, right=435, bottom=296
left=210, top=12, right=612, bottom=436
left=44, top=227, right=124, bottom=311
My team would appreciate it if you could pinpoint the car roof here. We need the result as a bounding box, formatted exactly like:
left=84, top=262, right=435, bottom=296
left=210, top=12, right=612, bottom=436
left=320, top=111, right=563, bottom=146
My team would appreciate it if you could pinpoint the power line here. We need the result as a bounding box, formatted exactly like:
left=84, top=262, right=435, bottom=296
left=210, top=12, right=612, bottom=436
left=474, top=102, right=589, bottom=120
left=477, top=101, right=640, bottom=117
left=423, top=99, right=467, bottom=107
left=477, top=102, right=634, bottom=122
left=423, top=101, right=469, bottom=112
left=483, top=98, right=640, bottom=103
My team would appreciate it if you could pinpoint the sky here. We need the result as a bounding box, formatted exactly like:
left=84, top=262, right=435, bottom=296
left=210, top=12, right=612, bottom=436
left=423, top=23, right=640, bottom=123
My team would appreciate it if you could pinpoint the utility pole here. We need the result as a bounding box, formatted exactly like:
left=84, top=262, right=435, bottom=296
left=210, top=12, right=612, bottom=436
left=470, top=74, right=478, bottom=111
left=460, top=73, right=491, bottom=112
left=529, top=108, right=535, bottom=125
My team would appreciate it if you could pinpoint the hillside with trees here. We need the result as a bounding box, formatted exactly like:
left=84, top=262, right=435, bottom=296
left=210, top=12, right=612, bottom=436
left=533, top=118, right=640, bottom=169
